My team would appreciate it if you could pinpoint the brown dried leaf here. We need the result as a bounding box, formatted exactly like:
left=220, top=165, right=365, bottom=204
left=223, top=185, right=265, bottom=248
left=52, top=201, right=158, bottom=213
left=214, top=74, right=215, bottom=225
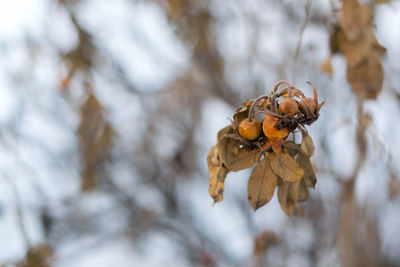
left=335, top=28, right=385, bottom=67
left=269, top=151, right=304, bottom=182
left=253, top=231, right=278, bottom=256
left=339, top=0, right=372, bottom=41
left=166, top=0, right=184, bottom=19
left=217, top=164, right=229, bottom=182
left=278, top=181, right=300, bottom=216
left=207, top=146, right=227, bottom=203
left=277, top=179, right=309, bottom=216
left=320, top=58, right=333, bottom=78
left=18, top=244, right=53, bottom=267
left=330, top=25, right=341, bottom=54
left=371, top=38, right=387, bottom=55
left=217, top=126, right=261, bottom=172
left=233, top=102, right=252, bottom=123
left=298, top=179, right=310, bottom=202
left=248, top=158, right=278, bottom=211
left=207, top=145, right=220, bottom=172
left=223, top=144, right=261, bottom=172
left=78, top=94, right=115, bottom=192
left=296, top=153, right=317, bottom=189
left=300, top=129, right=315, bottom=157
left=346, top=50, right=384, bottom=100
left=336, top=29, right=372, bottom=67
left=217, top=125, right=233, bottom=140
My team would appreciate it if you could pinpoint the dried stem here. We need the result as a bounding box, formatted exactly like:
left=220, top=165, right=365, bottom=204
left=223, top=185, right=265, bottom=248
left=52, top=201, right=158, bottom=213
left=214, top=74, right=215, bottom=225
left=271, top=93, right=277, bottom=113
left=306, top=81, right=319, bottom=106
left=248, top=95, right=269, bottom=121
left=294, top=0, right=313, bottom=61
left=277, top=86, right=306, bottom=99
left=272, top=81, right=292, bottom=95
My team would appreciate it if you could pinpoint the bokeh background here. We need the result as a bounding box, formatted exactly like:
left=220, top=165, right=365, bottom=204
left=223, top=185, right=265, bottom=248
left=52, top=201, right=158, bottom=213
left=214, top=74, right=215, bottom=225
left=0, top=0, right=400, bottom=266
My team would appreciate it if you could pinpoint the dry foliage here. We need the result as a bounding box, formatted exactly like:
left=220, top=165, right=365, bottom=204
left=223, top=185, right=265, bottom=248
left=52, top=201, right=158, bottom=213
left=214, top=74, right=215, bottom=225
left=329, top=0, right=386, bottom=100
left=207, top=81, right=323, bottom=214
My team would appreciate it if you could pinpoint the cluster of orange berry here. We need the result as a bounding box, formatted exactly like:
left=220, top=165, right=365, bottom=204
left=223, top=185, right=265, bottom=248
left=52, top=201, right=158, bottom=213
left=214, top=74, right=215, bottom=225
left=237, top=81, right=324, bottom=145
left=207, top=81, right=324, bottom=214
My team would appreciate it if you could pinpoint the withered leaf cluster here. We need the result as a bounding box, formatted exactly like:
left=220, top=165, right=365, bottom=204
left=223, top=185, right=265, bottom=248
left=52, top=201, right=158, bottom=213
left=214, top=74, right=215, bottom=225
left=207, top=82, right=322, bottom=215
left=329, top=0, right=386, bottom=100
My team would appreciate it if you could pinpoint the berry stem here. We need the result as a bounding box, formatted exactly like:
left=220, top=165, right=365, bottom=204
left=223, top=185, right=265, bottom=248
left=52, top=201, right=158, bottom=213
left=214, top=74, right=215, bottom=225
left=272, top=81, right=292, bottom=95
left=291, top=86, right=305, bottom=98
left=317, top=101, right=325, bottom=113
left=303, top=101, right=314, bottom=117
left=271, top=93, right=277, bottom=113
left=277, top=86, right=305, bottom=99
left=306, top=81, right=319, bottom=107
left=248, top=95, right=269, bottom=121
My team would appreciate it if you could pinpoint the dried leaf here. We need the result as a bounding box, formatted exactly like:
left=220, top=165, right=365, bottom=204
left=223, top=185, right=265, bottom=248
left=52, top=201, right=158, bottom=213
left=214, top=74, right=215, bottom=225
left=346, top=50, right=384, bottom=100
left=217, top=125, right=233, bottom=140
left=217, top=126, right=260, bottom=172
left=335, top=0, right=386, bottom=100
left=166, top=0, right=184, bottom=18
left=298, top=179, right=310, bottom=202
left=320, top=58, right=333, bottom=78
left=248, top=158, right=278, bottom=211
left=233, top=102, right=252, bottom=123
left=371, top=37, right=387, bottom=55
left=207, top=146, right=227, bottom=203
left=336, top=28, right=374, bottom=67
left=278, top=181, right=300, bottom=216
left=217, top=164, right=229, bottom=182
left=339, top=0, right=372, bottom=41
left=296, top=153, right=317, bottom=189
left=277, top=179, right=309, bottom=216
left=300, top=129, right=315, bottom=157
left=78, top=94, right=115, bottom=192
left=329, top=25, right=341, bottom=54
left=18, top=244, right=53, bottom=267
left=269, top=151, right=304, bottom=182
left=224, top=146, right=261, bottom=172
left=253, top=231, right=278, bottom=256
left=334, top=27, right=385, bottom=68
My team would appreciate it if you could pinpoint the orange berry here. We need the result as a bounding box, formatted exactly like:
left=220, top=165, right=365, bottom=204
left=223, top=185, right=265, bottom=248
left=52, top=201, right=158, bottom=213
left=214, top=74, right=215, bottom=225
left=299, top=97, right=316, bottom=115
left=279, top=98, right=299, bottom=117
left=238, top=118, right=262, bottom=141
left=262, top=115, right=289, bottom=141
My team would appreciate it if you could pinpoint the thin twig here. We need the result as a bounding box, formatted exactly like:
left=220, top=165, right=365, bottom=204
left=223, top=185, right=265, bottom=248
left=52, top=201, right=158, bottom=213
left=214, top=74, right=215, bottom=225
left=293, top=0, right=313, bottom=61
